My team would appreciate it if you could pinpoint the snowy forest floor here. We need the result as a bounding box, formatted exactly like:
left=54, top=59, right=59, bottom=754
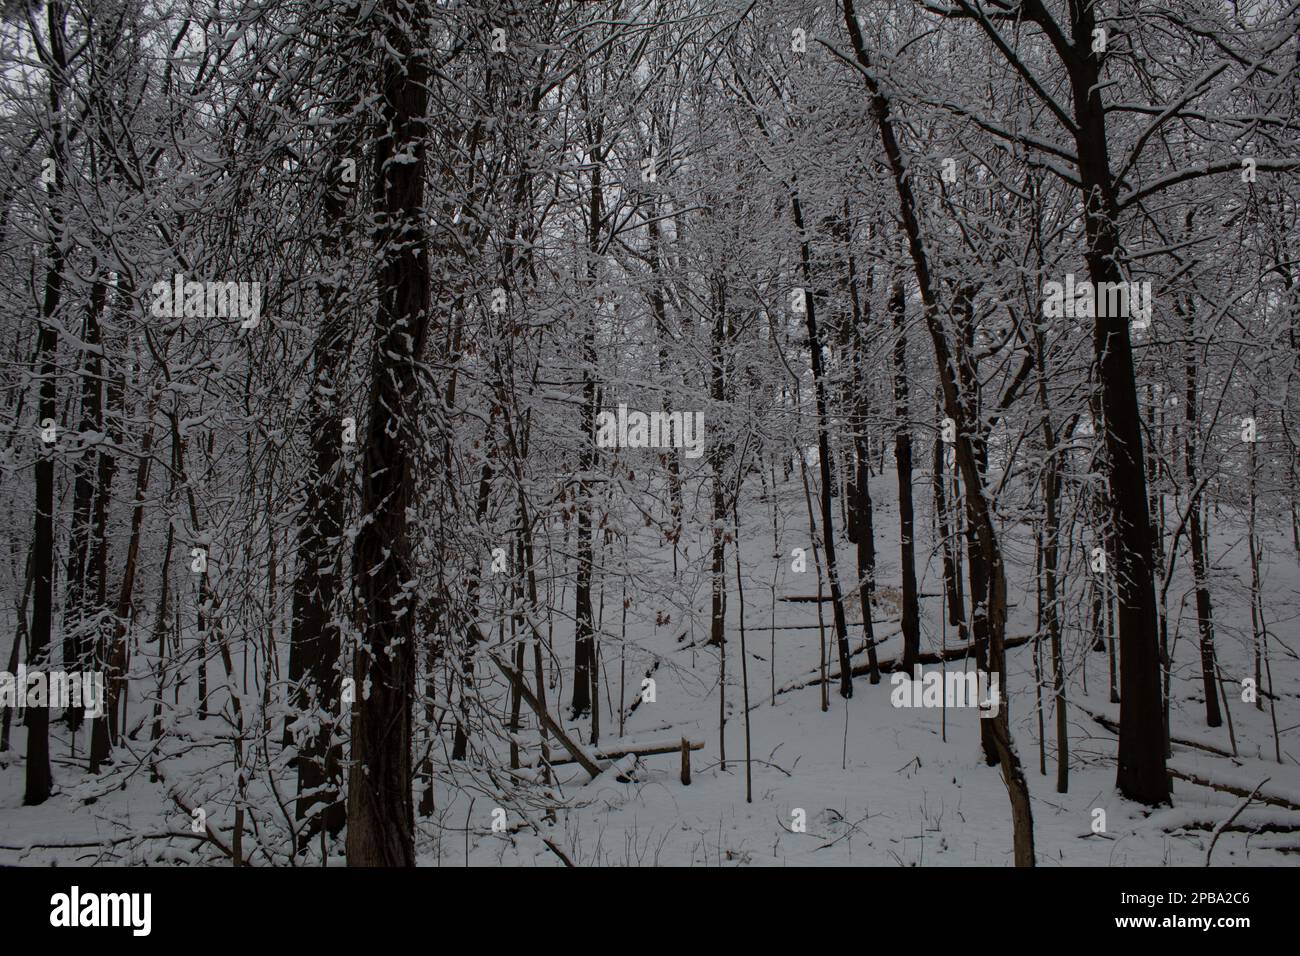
left=1, top=470, right=1298, bottom=867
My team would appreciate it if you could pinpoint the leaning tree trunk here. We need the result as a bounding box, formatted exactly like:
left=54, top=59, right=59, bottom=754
left=844, top=1, right=1035, bottom=864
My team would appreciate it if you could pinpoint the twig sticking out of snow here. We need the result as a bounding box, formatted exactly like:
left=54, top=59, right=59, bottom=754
left=1205, top=778, right=1270, bottom=866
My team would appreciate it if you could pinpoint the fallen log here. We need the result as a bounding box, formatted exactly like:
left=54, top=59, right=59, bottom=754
left=1146, top=805, right=1300, bottom=831
left=745, top=622, right=870, bottom=631
left=541, top=737, right=704, bottom=766
left=1169, top=767, right=1300, bottom=813
left=589, top=753, right=640, bottom=784
left=1078, top=705, right=1235, bottom=759
left=1082, top=712, right=1300, bottom=811
left=489, top=654, right=603, bottom=780
left=1166, top=822, right=1300, bottom=834
left=779, top=591, right=943, bottom=603
left=778, top=635, right=1032, bottom=695
left=1206, top=780, right=1270, bottom=865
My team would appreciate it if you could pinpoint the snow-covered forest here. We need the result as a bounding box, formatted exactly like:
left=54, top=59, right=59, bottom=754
left=0, top=0, right=1297, bottom=868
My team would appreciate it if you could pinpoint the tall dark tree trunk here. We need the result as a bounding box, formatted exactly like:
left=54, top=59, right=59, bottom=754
left=90, top=397, right=153, bottom=773
left=26, top=0, right=71, bottom=806
left=194, top=431, right=213, bottom=723
left=572, top=128, right=604, bottom=718
left=903, top=0, right=1171, bottom=808
left=64, top=279, right=108, bottom=734
left=888, top=280, right=921, bottom=673
left=453, top=415, right=497, bottom=758
left=345, top=0, right=432, bottom=867
left=1179, top=297, right=1221, bottom=728
left=3, top=545, right=33, bottom=755
left=1033, top=320, right=1068, bottom=793
left=709, top=272, right=732, bottom=770
left=791, top=192, right=853, bottom=698
left=648, top=203, right=683, bottom=541
left=707, top=275, right=729, bottom=653
left=949, top=285, right=998, bottom=764
left=572, top=339, right=596, bottom=717
left=933, top=418, right=966, bottom=644
left=291, top=129, right=356, bottom=846
left=845, top=229, right=881, bottom=683
left=1065, top=9, right=1170, bottom=803
left=964, top=471, right=995, bottom=767
left=149, top=524, right=174, bottom=747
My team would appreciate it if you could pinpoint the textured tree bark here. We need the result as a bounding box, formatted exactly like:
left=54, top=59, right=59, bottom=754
left=345, top=0, right=431, bottom=867
left=288, top=35, right=363, bottom=833
left=290, top=143, right=353, bottom=844
left=25, top=0, right=70, bottom=808
left=1064, top=11, right=1170, bottom=803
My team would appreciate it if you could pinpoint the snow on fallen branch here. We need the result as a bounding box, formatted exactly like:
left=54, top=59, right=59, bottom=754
left=1077, top=705, right=1234, bottom=758
left=1146, top=806, right=1300, bottom=834
left=778, top=635, right=1032, bottom=695
left=1168, top=760, right=1300, bottom=813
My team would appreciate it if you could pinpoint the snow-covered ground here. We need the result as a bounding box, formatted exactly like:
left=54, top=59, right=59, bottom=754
left=2, top=472, right=1297, bottom=866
